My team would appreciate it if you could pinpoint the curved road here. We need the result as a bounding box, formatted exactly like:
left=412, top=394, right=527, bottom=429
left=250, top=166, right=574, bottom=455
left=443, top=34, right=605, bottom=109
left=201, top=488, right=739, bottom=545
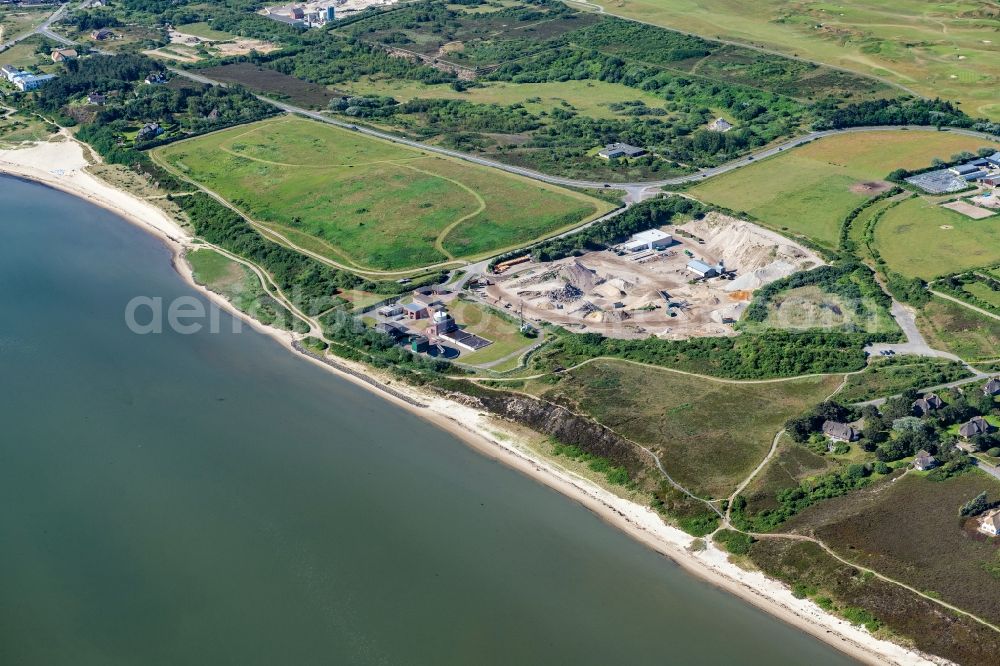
left=171, top=68, right=1000, bottom=195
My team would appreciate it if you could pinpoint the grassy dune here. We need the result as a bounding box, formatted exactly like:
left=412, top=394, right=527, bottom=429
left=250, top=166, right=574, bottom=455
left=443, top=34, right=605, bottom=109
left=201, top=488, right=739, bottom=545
left=155, top=117, right=608, bottom=272
left=523, top=359, right=844, bottom=498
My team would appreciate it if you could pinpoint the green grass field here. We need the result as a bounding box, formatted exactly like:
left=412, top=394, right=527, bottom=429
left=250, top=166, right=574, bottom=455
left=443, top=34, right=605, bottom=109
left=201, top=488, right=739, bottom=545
left=688, top=131, right=994, bottom=248
left=155, top=117, right=609, bottom=272
left=340, top=77, right=671, bottom=120
left=521, top=359, right=844, bottom=498
left=175, top=21, right=235, bottom=41
left=875, top=196, right=1000, bottom=279
left=584, top=0, right=1000, bottom=120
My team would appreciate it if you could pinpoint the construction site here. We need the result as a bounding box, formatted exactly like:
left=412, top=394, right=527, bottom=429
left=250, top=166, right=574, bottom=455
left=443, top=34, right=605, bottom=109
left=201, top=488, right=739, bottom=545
left=482, top=213, right=823, bottom=339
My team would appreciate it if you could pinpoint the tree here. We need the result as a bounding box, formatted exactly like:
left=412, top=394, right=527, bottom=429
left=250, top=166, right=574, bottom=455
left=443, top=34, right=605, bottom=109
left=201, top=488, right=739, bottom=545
left=959, top=491, right=990, bottom=517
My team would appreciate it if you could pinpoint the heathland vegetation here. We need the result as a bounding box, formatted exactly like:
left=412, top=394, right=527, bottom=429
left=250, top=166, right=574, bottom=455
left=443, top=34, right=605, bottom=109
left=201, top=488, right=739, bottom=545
left=520, top=359, right=844, bottom=498
left=155, top=116, right=608, bottom=271
left=579, top=0, right=1000, bottom=121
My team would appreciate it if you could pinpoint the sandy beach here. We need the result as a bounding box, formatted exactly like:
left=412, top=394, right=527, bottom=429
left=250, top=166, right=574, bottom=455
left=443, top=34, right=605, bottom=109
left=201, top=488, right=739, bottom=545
left=0, top=137, right=945, bottom=666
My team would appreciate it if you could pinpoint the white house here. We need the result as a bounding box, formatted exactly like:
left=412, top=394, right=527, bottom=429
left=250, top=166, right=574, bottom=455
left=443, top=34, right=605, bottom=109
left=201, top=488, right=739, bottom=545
left=977, top=508, right=1000, bottom=537
left=622, top=228, right=673, bottom=252
left=13, top=73, right=56, bottom=91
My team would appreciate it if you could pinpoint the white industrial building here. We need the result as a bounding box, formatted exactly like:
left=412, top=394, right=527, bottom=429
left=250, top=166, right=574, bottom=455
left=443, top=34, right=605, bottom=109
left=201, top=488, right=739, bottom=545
left=621, top=228, right=673, bottom=252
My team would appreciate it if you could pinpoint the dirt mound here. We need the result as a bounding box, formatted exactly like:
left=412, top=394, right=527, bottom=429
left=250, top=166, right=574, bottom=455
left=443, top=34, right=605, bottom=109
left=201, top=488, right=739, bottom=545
left=680, top=213, right=822, bottom=274
left=564, top=259, right=599, bottom=292
left=850, top=181, right=891, bottom=194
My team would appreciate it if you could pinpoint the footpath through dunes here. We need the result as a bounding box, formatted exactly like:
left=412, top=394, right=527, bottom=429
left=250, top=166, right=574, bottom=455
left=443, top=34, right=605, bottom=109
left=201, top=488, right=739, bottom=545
left=153, top=116, right=611, bottom=273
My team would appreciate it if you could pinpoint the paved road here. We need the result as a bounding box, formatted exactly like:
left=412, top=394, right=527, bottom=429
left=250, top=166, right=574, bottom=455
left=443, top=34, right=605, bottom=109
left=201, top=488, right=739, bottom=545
left=168, top=68, right=1000, bottom=191
left=0, top=3, right=69, bottom=52
left=865, top=299, right=965, bottom=361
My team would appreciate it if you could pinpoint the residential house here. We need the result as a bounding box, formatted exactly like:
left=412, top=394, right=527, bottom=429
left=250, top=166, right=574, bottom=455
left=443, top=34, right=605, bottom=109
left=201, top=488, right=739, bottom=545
left=598, top=143, right=647, bottom=160
left=959, top=415, right=992, bottom=439
left=913, top=449, right=937, bottom=471
left=91, top=28, right=114, bottom=40
left=984, top=378, right=1000, bottom=397
left=50, top=49, right=78, bottom=63
left=87, top=92, right=106, bottom=105
left=912, top=393, right=944, bottom=416
left=144, top=72, right=168, bottom=85
left=823, top=420, right=859, bottom=443
left=978, top=508, right=1000, bottom=537
left=135, top=122, right=164, bottom=142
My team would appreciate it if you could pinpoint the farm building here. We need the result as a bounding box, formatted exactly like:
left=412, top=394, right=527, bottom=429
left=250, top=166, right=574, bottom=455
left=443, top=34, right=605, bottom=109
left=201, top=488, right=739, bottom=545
left=913, top=450, right=937, bottom=471
left=978, top=508, right=1000, bottom=537
left=598, top=143, right=647, bottom=160
left=984, top=378, right=1000, bottom=396
left=958, top=416, right=992, bottom=439
left=823, top=420, right=859, bottom=442
left=950, top=163, right=982, bottom=176
left=687, top=259, right=723, bottom=278
left=912, top=393, right=944, bottom=416
left=621, top=228, right=673, bottom=252
left=987, top=152, right=1000, bottom=167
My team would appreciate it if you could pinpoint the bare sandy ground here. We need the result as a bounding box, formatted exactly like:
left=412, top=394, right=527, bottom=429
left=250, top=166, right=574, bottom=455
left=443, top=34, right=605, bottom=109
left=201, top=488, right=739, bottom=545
left=0, top=138, right=942, bottom=666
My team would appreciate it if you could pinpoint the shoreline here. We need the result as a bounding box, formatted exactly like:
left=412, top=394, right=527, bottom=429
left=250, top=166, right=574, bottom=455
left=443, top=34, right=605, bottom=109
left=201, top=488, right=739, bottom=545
left=0, top=139, right=944, bottom=666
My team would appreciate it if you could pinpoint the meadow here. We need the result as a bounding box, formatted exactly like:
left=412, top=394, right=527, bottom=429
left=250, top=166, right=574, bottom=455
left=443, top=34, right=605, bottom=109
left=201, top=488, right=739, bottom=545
left=155, top=117, right=607, bottom=272
left=175, top=21, right=236, bottom=41
left=585, top=0, right=1000, bottom=120
left=875, top=196, right=1000, bottom=279
left=688, top=131, right=993, bottom=249
left=339, top=78, right=673, bottom=120
left=521, top=359, right=844, bottom=499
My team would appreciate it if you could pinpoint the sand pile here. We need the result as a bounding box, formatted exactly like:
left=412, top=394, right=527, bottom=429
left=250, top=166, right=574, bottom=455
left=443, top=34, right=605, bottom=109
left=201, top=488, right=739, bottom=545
left=680, top=213, right=822, bottom=273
